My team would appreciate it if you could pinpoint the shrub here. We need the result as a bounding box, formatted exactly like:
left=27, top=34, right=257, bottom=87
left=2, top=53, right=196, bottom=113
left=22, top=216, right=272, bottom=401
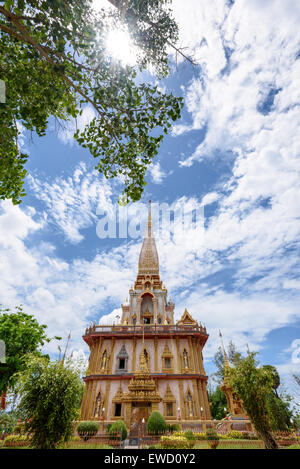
left=184, top=430, right=196, bottom=441
left=3, top=434, right=30, bottom=447
left=109, top=420, right=127, bottom=441
left=160, top=435, right=194, bottom=449
left=147, top=411, right=167, bottom=435
left=167, top=423, right=180, bottom=433
left=227, top=430, right=244, bottom=440
left=106, top=423, right=112, bottom=433
left=77, top=421, right=99, bottom=441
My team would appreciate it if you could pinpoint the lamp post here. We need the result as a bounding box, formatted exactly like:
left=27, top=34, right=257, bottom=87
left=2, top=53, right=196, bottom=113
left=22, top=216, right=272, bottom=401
left=178, top=407, right=181, bottom=421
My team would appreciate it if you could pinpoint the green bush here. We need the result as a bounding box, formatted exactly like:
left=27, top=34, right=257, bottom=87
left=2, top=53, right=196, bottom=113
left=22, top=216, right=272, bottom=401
left=147, top=411, right=167, bottom=435
left=184, top=430, right=196, bottom=441
left=109, top=420, right=127, bottom=441
left=77, top=421, right=99, bottom=441
left=106, top=423, right=112, bottom=433
left=167, top=423, right=180, bottom=433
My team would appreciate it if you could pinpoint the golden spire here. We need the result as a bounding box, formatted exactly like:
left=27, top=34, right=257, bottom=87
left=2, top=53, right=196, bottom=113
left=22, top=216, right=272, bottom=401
left=147, top=199, right=152, bottom=237
left=219, top=330, right=230, bottom=369
left=138, top=200, right=159, bottom=275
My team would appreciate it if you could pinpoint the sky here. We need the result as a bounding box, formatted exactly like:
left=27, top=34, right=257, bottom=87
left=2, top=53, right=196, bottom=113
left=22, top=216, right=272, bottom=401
left=1, top=0, right=300, bottom=394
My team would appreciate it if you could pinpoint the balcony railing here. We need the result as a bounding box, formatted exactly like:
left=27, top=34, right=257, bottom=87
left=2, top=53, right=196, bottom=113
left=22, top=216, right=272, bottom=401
left=84, top=323, right=207, bottom=336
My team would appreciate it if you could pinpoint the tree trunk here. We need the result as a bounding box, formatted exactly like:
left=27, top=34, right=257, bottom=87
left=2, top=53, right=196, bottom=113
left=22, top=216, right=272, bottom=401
left=258, top=429, right=278, bottom=449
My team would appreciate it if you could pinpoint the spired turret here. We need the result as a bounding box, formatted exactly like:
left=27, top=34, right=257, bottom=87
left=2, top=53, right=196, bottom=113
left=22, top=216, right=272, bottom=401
left=121, top=201, right=172, bottom=325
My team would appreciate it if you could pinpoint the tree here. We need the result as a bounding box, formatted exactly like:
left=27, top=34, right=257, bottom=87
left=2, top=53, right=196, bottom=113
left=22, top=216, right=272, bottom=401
left=262, top=365, right=292, bottom=431
left=146, top=410, right=167, bottom=434
left=229, top=353, right=278, bottom=449
left=0, top=305, right=52, bottom=395
left=16, top=354, right=84, bottom=449
left=0, top=0, right=184, bottom=204
left=208, top=386, right=227, bottom=420
left=213, top=340, right=242, bottom=384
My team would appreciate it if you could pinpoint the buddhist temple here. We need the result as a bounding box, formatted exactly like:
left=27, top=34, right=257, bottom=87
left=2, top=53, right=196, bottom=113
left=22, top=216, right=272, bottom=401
left=80, top=201, right=211, bottom=428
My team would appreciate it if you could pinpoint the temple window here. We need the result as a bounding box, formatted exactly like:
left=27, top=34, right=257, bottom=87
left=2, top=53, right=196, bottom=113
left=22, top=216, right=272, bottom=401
left=114, top=403, right=122, bottom=417
left=119, top=358, right=125, bottom=369
left=116, top=345, right=129, bottom=373
left=166, top=402, right=174, bottom=417
left=164, top=357, right=171, bottom=369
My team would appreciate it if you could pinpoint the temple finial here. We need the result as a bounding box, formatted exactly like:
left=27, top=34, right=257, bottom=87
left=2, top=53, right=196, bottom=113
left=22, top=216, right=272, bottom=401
left=219, top=330, right=230, bottom=369
left=147, top=200, right=152, bottom=237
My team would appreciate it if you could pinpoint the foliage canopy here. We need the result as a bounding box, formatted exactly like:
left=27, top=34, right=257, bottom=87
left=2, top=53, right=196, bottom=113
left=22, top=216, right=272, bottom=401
left=0, top=0, right=184, bottom=204
left=0, top=305, right=51, bottom=394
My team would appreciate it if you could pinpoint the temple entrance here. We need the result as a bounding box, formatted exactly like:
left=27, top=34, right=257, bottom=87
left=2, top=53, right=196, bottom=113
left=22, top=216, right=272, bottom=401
left=128, top=403, right=151, bottom=445
left=131, top=402, right=151, bottom=424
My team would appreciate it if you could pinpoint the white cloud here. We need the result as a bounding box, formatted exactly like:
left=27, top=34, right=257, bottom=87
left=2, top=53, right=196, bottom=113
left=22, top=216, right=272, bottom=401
left=28, top=162, right=114, bottom=243
left=148, top=162, right=168, bottom=184
left=201, top=192, right=220, bottom=206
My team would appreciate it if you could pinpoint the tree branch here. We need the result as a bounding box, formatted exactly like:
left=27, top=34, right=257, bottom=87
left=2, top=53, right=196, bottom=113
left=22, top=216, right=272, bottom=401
left=106, top=0, right=197, bottom=66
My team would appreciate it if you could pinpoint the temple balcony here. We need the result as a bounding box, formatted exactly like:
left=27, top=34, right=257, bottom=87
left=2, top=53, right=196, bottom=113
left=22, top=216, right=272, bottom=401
left=83, top=323, right=208, bottom=345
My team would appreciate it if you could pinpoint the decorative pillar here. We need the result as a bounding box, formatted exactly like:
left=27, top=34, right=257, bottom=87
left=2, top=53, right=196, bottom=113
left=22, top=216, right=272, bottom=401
left=136, top=298, right=142, bottom=325
left=104, top=381, right=111, bottom=421
left=192, top=338, right=200, bottom=373
left=176, top=337, right=181, bottom=373
left=125, top=402, right=132, bottom=428
left=179, top=381, right=185, bottom=420
left=192, top=380, right=200, bottom=419
left=154, top=337, right=158, bottom=372
left=87, top=380, right=97, bottom=419
left=201, top=380, right=211, bottom=419
left=108, top=338, right=115, bottom=374
left=188, top=337, right=195, bottom=372
left=132, top=337, right=136, bottom=373
left=95, top=337, right=103, bottom=373
left=80, top=382, right=90, bottom=420
left=152, top=297, right=158, bottom=324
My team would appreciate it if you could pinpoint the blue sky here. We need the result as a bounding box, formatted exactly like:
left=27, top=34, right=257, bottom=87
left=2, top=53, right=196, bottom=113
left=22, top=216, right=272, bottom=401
left=1, top=0, right=300, bottom=393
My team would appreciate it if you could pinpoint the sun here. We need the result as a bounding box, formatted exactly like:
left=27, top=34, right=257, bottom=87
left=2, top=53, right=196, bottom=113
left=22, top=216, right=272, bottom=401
left=106, top=28, right=137, bottom=66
